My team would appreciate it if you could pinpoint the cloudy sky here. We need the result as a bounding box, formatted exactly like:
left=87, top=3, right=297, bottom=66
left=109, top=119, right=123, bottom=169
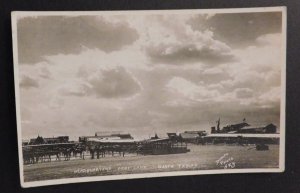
left=16, top=11, right=283, bottom=140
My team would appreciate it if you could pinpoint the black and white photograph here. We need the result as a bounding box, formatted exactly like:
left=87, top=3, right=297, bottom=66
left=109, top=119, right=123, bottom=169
left=12, top=7, right=286, bottom=188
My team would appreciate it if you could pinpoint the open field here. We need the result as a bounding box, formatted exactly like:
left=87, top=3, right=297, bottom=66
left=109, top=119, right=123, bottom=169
left=23, top=144, right=279, bottom=182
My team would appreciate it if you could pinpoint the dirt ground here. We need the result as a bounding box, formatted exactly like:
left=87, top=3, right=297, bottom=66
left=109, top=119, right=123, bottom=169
left=23, top=144, right=279, bottom=182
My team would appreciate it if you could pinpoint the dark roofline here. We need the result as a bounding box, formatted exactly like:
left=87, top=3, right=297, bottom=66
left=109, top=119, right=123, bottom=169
left=184, top=130, right=206, bottom=133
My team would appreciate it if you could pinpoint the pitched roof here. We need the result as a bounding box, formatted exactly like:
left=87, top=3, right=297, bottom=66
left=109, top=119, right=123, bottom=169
left=206, top=133, right=280, bottom=138
left=180, top=133, right=199, bottom=139
left=240, top=126, right=265, bottom=130
left=87, top=137, right=137, bottom=144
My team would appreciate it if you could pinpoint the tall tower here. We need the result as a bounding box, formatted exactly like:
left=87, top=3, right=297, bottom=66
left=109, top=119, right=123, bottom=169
left=216, top=118, right=220, bottom=133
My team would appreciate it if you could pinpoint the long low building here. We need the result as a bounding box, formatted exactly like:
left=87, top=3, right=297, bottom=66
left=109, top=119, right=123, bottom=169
left=167, top=131, right=207, bottom=144
left=207, top=133, right=280, bottom=138
left=203, top=133, right=280, bottom=144
left=79, top=133, right=133, bottom=143
left=86, top=137, right=138, bottom=145
left=28, top=135, right=70, bottom=145
left=86, top=136, right=190, bottom=155
left=211, top=118, right=278, bottom=134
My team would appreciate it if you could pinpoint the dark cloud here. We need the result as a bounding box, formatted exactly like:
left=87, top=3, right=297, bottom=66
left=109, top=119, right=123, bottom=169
left=58, top=83, right=89, bottom=97
left=39, top=66, right=51, bottom=79
left=61, top=67, right=141, bottom=98
left=146, top=43, right=236, bottom=65
left=19, top=75, right=39, bottom=89
left=235, top=88, right=253, bottom=98
left=88, top=67, right=141, bottom=98
left=17, top=16, right=139, bottom=64
left=189, top=12, right=282, bottom=48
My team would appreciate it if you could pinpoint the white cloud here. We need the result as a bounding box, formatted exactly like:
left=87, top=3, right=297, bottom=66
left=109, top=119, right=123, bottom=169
left=127, top=15, right=235, bottom=66
left=19, top=75, right=39, bottom=89
left=203, top=67, right=224, bottom=75
left=256, top=33, right=282, bottom=47
left=86, top=67, right=142, bottom=99
left=232, top=33, right=282, bottom=73
left=258, top=86, right=281, bottom=104
left=58, top=80, right=90, bottom=97
left=234, top=88, right=254, bottom=99
left=166, top=77, right=220, bottom=102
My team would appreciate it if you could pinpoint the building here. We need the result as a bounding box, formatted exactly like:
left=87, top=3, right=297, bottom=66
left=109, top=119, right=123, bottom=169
left=204, top=133, right=280, bottom=145
left=28, top=135, right=69, bottom=145
left=167, top=133, right=178, bottom=141
left=167, top=131, right=207, bottom=144
left=22, top=139, right=30, bottom=146
left=44, top=136, right=69, bottom=144
left=111, top=133, right=133, bottom=139
left=138, top=138, right=189, bottom=155
left=79, top=132, right=133, bottom=143
left=211, top=118, right=277, bottom=134
left=185, top=130, right=207, bottom=136
left=179, top=133, right=200, bottom=143
left=221, top=122, right=250, bottom=133
left=239, top=123, right=277, bottom=134
left=264, top=123, right=277, bottom=133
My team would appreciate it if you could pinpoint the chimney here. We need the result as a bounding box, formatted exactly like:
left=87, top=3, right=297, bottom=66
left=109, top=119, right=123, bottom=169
left=211, top=126, right=216, bottom=134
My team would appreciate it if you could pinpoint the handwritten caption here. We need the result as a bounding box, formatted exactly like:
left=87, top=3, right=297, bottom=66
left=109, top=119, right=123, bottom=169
left=216, top=153, right=236, bottom=169
left=73, top=164, right=198, bottom=174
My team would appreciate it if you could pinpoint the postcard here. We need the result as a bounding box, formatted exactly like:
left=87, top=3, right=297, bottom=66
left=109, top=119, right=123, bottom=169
left=11, top=7, right=286, bottom=187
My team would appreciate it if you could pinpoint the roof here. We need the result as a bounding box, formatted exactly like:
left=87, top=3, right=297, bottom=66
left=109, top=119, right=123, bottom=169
left=44, top=138, right=61, bottom=141
left=145, top=138, right=170, bottom=143
left=205, top=133, right=280, bottom=138
left=79, top=136, right=97, bottom=138
left=23, top=143, right=76, bottom=147
left=241, top=126, right=264, bottom=131
left=111, top=133, right=132, bottom=136
left=88, top=137, right=170, bottom=144
left=87, top=138, right=137, bottom=144
left=81, top=136, right=122, bottom=140
left=224, top=122, right=250, bottom=128
left=167, top=133, right=177, bottom=137
left=184, top=130, right=206, bottom=134
left=95, top=131, right=120, bottom=135
left=227, top=131, right=238, bottom=134
left=241, top=126, right=265, bottom=130
left=180, top=133, right=199, bottom=139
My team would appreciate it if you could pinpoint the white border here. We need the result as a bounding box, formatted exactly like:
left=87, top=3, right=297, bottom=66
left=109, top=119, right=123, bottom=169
left=11, top=6, right=286, bottom=188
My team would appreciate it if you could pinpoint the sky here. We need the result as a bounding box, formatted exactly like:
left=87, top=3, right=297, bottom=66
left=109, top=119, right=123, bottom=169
left=16, top=11, right=283, bottom=140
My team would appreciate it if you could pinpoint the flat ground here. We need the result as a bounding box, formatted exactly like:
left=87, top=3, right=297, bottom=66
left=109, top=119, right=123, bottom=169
left=23, top=144, right=279, bottom=182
